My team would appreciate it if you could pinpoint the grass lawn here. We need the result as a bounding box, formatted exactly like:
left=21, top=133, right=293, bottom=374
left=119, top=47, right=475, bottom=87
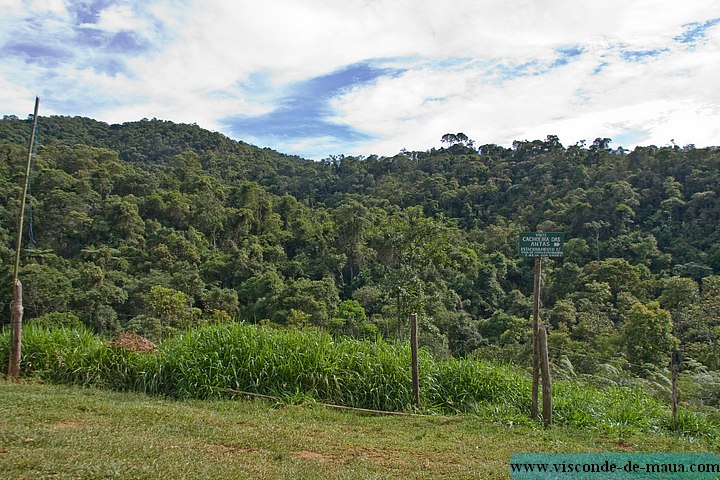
left=0, top=381, right=715, bottom=480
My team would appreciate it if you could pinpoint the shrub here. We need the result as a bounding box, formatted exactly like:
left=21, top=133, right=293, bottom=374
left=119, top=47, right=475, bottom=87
left=28, top=311, right=84, bottom=329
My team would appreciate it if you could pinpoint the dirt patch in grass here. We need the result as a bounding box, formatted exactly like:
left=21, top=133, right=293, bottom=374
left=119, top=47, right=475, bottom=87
left=291, top=449, right=358, bottom=464
left=110, top=332, right=157, bottom=353
left=292, top=450, right=332, bottom=461
left=612, top=439, right=635, bottom=451
left=291, top=446, right=427, bottom=467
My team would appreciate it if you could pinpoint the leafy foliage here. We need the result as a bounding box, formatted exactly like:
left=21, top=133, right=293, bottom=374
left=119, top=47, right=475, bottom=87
left=1, top=117, right=719, bottom=385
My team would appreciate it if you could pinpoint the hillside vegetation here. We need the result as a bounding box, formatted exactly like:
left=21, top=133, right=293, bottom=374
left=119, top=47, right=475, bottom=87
left=1, top=116, right=720, bottom=403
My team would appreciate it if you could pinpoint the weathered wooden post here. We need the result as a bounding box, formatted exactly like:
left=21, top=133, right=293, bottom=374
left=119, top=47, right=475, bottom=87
left=671, top=351, right=679, bottom=432
left=410, top=313, right=420, bottom=408
left=519, top=231, right=564, bottom=423
left=539, top=325, right=552, bottom=427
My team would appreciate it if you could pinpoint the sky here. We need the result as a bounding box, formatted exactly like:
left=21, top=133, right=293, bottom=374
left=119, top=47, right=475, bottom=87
left=1, top=1, right=720, bottom=160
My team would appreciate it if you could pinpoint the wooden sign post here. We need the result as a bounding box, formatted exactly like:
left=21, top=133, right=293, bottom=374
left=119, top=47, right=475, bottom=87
left=531, top=257, right=542, bottom=420
left=519, top=232, right=564, bottom=425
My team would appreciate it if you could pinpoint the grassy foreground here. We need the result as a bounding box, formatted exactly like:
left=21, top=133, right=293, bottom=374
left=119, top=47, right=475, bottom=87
left=0, top=381, right=714, bottom=480
left=3, top=323, right=720, bottom=445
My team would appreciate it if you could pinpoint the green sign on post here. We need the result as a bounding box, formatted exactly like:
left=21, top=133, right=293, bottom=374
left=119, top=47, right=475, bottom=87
left=520, top=231, right=565, bottom=423
left=519, top=232, right=565, bottom=258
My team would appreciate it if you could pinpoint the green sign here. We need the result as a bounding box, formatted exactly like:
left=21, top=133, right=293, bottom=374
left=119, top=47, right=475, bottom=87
left=519, top=232, right=564, bottom=258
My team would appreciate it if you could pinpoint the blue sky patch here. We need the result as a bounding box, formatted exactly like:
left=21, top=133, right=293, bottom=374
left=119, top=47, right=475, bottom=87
left=487, top=45, right=584, bottom=82
left=223, top=62, right=401, bottom=149
left=75, top=27, right=109, bottom=48
left=92, top=58, right=127, bottom=76
left=426, top=56, right=475, bottom=69
left=68, top=0, right=115, bottom=25
left=620, top=47, right=668, bottom=62
left=551, top=45, right=585, bottom=67
left=489, top=60, right=541, bottom=82
left=74, top=27, right=148, bottom=54
left=106, top=31, right=147, bottom=52
left=613, top=128, right=649, bottom=147
left=44, top=74, right=134, bottom=114
left=674, top=18, right=720, bottom=44
left=234, top=70, right=277, bottom=99
left=593, top=61, right=609, bottom=75
left=0, top=42, right=72, bottom=66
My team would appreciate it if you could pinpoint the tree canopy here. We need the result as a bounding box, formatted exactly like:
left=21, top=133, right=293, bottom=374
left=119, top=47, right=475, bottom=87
left=1, top=117, right=719, bottom=375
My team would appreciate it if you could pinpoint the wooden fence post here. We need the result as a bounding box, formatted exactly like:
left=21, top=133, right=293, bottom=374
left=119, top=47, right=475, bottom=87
left=671, top=351, right=679, bottom=432
left=539, top=325, right=552, bottom=428
left=410, top=313, right=420, bottom=408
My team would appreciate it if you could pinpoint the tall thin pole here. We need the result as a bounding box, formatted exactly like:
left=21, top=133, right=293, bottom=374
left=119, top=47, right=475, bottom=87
left=531, top=256, right=542, bottom=420
left=410, top=313, right=420, bottom=408
left=671, top=351, right=679, bottom=432
left=8, top=96, right=39, bottom=378
left=13, top=97, right=39, bottom=281
left=397, top=290, right=402, bottom=341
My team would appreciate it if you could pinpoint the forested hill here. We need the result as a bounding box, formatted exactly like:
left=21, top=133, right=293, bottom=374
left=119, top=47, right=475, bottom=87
left=1, top=115, right=719, bottom=382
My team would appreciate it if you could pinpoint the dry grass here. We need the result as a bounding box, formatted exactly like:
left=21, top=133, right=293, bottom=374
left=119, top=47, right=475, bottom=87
left=109, top=332, right=157, bottom=353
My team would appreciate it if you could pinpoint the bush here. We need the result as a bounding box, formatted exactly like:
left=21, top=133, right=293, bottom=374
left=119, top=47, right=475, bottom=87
left=28, top=312, right=84, bottom=329
left=124, top=315, right=163, bottom=343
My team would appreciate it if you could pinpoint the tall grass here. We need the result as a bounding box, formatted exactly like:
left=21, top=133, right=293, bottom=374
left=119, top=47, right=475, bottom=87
left=0, top=325, right=155, bottom=391
left=153, top=325, right=421, bottom=411
left=2, top=322, right=718, bottom=444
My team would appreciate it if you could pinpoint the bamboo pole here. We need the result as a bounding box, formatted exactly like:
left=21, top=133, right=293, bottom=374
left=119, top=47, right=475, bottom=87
left=7, top=96, right=39, bottom=378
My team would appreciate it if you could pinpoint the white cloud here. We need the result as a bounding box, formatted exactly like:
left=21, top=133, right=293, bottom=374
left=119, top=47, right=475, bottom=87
left=94, top=4, right=148, bottom=33
left=28, top=0, right=67, bottom=17
left=0, top=75, right=36, bottom=115
left=0, top=0, right=61, bottom=44
left=136, top=0, right=720, bottom=156
left=0, top=0, right=22, bottom=15
left=326, top=9, right=720, bottom=156
left=2, top=0, right=720, bottom=157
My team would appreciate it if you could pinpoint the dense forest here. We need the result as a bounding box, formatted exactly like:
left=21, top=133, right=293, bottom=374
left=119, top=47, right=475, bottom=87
left=1, top=115, right=719, bottom=389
